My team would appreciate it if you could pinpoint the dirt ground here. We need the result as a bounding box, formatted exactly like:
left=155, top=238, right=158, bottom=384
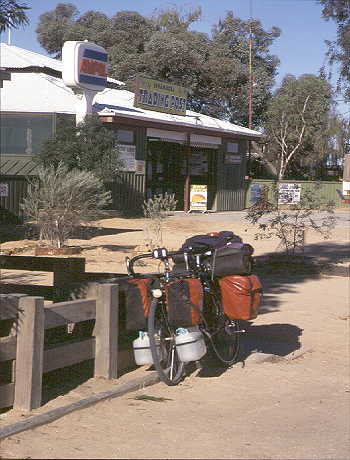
left=0, top=211, right=349, bottom=459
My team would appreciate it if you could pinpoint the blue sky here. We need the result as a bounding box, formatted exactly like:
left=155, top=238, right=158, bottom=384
left=1, top=0, right=347, bottom=114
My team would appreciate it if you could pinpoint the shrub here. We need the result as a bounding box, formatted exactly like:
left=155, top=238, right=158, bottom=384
left=245, top=182, right=337, bottom=256
left=21, top=162, right=111, bottom=248
left=142, top=192, right=177, bottom=249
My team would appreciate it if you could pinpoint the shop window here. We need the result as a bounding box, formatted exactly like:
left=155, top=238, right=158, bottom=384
left=227, top=142, right=239, bottom=153
left=117, top=129, right=134, bottom=144
left=0, top=113, right=54, bottom=155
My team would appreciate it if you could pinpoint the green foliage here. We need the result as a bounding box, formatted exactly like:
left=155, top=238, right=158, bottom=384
left=318, top=0, right=350, bottom=101
left=0, top=0, right=29, bottom=32
left=21, top=162, right=111, bottom=248
left=245, top=183, right=337, bottom=256
left=264, top=74, right=333, bottom=179
left=37, top=115, right=120, bottom=181
left=36, top=3, right=78, bottom=58
left=36, top=4, right=280, bottom=128
left=208, top=12, right=281, bottom=126
left=142, top=192, right=177, bottom=249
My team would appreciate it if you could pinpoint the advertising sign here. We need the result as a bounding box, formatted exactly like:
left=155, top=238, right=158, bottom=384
left=278, top=183, right=301, bottom=204
left=119, top=145, right=136, bottom=172
left=134, top=77, right=187, bottom=116
left=62, top=41, right=108, bottom=91
left=190, top=184, right=208, bottom=212
left=343, top=181, right=350, bottom=197
left=250, top=184, right=263, bottom=205
left=0, top=183, right=9, bottom=197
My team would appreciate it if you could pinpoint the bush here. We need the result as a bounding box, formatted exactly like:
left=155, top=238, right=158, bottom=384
left=37, top=115, right=120, bottom=181
left=245, top=182, right=337, bottom=256
left=21, top=163, right=111, bottom=248
left=142, top=192, right=177, bottom=249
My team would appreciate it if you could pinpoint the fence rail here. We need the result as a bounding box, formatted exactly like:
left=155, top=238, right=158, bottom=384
left=0, top=255, right=86, bottom=302
left=0, top=283, right=126, bottom=412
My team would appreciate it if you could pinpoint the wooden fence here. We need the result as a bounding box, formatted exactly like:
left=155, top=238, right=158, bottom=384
left=0, top=255, right=86, bottom=302
left=0, top=283, right=134, bottom=412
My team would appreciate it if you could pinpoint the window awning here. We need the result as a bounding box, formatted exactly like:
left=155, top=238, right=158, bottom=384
left=190, top=134, right=221, bottom=149
left=146, top=128, right=186, bottom=144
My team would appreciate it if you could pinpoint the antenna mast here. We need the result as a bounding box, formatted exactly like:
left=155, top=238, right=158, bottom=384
left=248, top=0, right=253, bottom=129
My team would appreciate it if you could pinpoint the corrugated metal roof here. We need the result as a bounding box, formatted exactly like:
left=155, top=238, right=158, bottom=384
left=0, top=156, right=39, bottom=175
left=0, top=42, right=262, bottom=139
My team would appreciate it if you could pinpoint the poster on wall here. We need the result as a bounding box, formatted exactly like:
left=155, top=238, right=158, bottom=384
left=225, top=154, right=241, bottom=164
left=190, top=184, right=208, bottom=212
left=135, top=160, right=146, bottom=175
left=278, top=183, right=301, bottom=204
left=250, top=184, right=263, bottom=205
left=118, top=145, right=136, bottom=171
left=0, top=183, right=9, bottom=197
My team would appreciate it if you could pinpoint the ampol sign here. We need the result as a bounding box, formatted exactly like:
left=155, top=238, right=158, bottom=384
left=62, top=41, right=108, bottom=91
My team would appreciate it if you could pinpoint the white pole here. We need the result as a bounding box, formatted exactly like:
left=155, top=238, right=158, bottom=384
left=8, top=28, right=11, bottom=45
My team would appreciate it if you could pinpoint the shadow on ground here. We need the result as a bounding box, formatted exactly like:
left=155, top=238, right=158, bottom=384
left=0, top=224, right=142, bottom=244
left=251, top=240, right=349, bottom=316
left=82, top=244, right=136, bottom=253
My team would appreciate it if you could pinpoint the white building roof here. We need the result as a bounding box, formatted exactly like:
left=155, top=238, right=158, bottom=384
left=0, top=43, right=262, bottom=139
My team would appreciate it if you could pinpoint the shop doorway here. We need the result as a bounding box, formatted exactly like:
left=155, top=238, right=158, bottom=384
left=146, top=140, right=217, bottom=210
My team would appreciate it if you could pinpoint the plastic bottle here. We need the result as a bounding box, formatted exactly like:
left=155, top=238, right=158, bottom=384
left=132, top=331, right=154, bottom=366
left=175, top=327, right=207, bottom=362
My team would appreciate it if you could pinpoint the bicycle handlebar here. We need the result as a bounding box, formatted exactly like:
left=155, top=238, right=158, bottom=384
left=125, top=247, right=212, bottom=277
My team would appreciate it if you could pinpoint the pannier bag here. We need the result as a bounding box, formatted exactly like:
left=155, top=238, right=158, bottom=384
left=180, top=231, right=242, bottom=252
left=125, top=278, right=153, bottom=330
left=173, top=231, right=244, bottom=273
left=165, top=278, right=204, bottom=327
left=218, top=275, right=262, bottom=320
left=211, top=243, right=254, bottom=278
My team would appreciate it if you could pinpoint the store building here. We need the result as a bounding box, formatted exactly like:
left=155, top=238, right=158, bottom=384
left=0, top=42, right=262, bottom=215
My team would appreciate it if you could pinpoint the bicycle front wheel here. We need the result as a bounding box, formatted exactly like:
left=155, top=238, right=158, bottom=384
left=148, top=298, right=185, bottom=386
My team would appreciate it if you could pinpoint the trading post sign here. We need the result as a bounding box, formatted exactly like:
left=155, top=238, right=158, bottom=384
left=134, top=77, right=187, bottom=116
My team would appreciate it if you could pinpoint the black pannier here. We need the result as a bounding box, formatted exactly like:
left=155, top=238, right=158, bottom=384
left=180, top=231, right=242, bottom=252
left=172, top=231, right=243, bottom=273
left=165, top=278, right=203, bottom=327
left=211, top=243, right=253, bottom=278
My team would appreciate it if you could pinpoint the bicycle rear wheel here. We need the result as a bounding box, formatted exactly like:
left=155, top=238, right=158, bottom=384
left=207, top=296, right=241, bottom=365
left=148, top=298, right=185, bottom=386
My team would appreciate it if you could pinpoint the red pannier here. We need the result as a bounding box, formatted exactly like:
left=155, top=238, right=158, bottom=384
left=165, top=278, right=203, bottom=327
left=218, top=275, right=262, bottom=320
left=125, top=278, right=153, bottom=330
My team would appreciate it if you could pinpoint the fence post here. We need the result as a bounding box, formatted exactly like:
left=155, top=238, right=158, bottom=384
left=94, top=284, right=119, bottom=379
left=14, top=296, right=45, bottom=411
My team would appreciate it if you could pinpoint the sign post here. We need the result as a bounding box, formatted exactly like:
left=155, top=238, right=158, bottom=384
left=62, top=41, right=108, bottom=125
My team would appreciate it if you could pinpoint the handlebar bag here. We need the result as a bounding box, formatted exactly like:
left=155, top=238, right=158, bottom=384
left=211, top=244, right=253, bottom=278
left=165, top=278, right=203, bottom=327
left=218, top=275, right=262, bottom=320
left=125, top=278, right=153, bottom=330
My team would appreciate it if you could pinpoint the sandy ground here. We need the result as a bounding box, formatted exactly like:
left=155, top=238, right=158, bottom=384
left=0, top=211, right=349, bottom=459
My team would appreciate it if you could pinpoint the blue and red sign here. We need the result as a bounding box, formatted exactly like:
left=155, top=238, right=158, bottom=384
left=78, top=48, right=107, bottom=88
left=62, top=41, right=108, bottom=92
